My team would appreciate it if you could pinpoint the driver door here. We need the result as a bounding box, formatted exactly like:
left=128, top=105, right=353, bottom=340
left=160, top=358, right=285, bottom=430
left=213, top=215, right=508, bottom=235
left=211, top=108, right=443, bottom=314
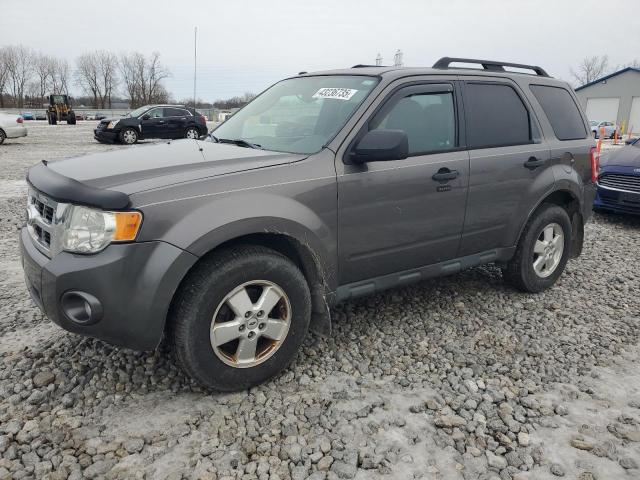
left=140, top=107, right=168, bottom=138
left=337, top=81, right=470, bottom=284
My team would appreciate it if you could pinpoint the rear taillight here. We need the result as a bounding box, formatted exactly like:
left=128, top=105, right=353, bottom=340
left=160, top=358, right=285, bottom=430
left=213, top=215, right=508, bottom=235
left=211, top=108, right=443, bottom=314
left=590, top=147, right=599, bottom=183
left=16, top=117, right=23, bottom=124
left=199, top=115, right=206, bottom=123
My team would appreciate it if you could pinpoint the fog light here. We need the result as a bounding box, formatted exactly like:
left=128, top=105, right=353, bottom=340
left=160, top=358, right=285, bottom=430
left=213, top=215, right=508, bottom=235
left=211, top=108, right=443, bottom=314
left=60, top=291, right=103, bottom=325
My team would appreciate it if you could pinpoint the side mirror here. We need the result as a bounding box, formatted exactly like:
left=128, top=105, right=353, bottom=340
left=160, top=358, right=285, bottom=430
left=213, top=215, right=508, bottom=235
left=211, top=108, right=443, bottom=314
left=142, top=114, right=150, bottom=120
left=349, top=129, right=409, bottom=164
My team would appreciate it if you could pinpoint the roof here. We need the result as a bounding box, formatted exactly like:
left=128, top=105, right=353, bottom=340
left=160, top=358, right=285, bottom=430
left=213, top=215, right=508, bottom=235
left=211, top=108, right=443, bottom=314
left=575, top=67, right=640, bottom=91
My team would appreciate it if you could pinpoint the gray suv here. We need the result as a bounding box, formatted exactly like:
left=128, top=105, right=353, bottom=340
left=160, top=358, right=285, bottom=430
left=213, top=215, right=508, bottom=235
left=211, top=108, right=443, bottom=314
left=20, top=58, right=597, bottom=390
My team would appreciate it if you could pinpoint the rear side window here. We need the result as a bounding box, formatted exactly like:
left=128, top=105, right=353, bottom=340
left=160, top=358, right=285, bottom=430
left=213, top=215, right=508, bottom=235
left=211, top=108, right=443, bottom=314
left=465, top=83, right=531, bottom=148
left=165, top=108, right=190, bottom=117
left=530, top=85, right=587, bottom=140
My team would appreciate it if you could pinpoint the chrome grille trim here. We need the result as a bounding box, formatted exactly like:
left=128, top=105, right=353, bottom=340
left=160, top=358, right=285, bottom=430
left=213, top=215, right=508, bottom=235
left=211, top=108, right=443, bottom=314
left=26, top=188, right=67, bottom=258
left=598, top=173, right=640, bottom=194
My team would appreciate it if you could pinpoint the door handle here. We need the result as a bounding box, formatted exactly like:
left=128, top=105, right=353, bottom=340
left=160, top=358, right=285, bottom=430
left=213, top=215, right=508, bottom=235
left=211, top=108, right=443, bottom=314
left=524, top=157, right=545, bottom=170
left=432, top=168, right=459, bottom=182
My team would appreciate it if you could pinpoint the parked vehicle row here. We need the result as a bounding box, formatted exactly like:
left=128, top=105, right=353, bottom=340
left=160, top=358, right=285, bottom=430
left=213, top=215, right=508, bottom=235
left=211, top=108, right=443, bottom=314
left=21, top=58, right=598, bottom=390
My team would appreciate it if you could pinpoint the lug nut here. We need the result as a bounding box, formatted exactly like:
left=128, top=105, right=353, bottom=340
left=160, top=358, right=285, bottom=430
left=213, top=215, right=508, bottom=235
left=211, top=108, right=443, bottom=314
left=239, top=325, right=245, bottom=331
left=258, top=323, right=265, bottom=330
left=248, top=331, right=255, bottom=339
left=245, top=311, right=251, bottom=318
left=257, top=310, right=264, bottom=317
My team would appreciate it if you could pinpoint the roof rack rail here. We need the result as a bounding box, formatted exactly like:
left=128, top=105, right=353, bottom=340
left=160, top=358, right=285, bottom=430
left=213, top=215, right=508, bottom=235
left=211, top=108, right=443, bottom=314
left=351, top=64, right=384, bottom=68
left=432, top=57, right=550, bottom=77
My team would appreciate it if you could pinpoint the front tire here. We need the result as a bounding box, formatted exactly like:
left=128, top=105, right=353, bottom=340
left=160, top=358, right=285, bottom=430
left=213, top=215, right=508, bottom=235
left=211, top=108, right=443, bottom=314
left=503, top=204, right=572, bottom=293
left=67, top=111, right=76, bottom=125
left=119, top=127, right=138, bottom=144
left=0, top=129, right=5, bottom=145
left=169, top=245, right=311, bottom=391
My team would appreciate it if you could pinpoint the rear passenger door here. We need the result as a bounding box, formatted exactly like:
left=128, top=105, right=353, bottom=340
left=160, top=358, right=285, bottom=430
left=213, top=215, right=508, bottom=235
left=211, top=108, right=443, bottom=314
left=458, top=79, right=553, bottom=256
left=337, top=81, right=470, bottom=284
left=165, top=107, right=191, bottom=138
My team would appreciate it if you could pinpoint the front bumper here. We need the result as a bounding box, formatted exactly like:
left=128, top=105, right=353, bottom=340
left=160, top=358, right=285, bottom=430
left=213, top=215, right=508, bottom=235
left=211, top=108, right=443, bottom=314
left=5, top=125, right=28, bottom=139
left=594, top=184, right=640, bottom=215
left=19, top=228, right=198, bottom=350
left=94, top=128, right=118, bottom=143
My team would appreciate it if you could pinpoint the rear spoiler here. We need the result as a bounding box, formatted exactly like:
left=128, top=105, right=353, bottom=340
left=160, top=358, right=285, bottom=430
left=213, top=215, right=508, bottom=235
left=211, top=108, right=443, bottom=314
left=27, top=161, right=130, bottom=210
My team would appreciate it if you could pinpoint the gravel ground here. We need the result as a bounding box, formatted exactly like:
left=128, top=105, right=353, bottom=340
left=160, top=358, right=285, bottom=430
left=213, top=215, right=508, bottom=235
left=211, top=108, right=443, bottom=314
left=0, top=122, right=639, bottom=480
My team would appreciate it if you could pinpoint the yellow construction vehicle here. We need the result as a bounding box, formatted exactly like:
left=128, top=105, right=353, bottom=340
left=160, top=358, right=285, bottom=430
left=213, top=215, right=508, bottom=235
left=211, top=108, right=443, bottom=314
left=46, top=94, right=76, bottom=125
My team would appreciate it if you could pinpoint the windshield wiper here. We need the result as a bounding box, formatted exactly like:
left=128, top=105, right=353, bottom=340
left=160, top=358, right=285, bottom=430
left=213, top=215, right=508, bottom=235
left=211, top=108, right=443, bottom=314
left=217, top=138, right=262, bottom=149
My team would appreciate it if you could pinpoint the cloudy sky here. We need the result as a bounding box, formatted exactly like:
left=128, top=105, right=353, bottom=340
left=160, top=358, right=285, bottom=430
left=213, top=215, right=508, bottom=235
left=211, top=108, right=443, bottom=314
left=1, top=0, right=637, bottom=101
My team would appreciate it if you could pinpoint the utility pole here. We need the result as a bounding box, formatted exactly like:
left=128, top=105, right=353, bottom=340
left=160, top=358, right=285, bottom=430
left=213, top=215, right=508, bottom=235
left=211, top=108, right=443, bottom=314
left=376, top=53, right=383, bottom=66
left=394, top=49, right=403, bottom=67
left=193, top=26, right=197, bottom=110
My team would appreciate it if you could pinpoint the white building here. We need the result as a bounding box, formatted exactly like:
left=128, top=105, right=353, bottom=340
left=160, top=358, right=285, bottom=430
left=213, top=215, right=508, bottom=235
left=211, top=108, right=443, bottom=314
left=574, top=67, right=640, bottom=133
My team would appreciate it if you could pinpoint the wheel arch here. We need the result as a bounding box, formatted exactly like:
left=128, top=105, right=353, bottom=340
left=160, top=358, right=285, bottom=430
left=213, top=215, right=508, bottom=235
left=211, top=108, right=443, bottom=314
left=167, top=229, right=334, bottom=340
left=517, top=188, right=584, bottom=258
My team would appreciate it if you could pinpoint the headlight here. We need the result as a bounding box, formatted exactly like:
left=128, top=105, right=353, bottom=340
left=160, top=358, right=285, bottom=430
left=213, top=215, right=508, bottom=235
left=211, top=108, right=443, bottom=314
left=107, top=120, right=119, bottom=129
left=62, top=205, right=142, bottom=254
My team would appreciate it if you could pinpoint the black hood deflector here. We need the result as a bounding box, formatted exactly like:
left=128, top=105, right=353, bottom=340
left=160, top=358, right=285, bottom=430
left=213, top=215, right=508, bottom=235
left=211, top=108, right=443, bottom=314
left=27, top=161, right=130, bottom=210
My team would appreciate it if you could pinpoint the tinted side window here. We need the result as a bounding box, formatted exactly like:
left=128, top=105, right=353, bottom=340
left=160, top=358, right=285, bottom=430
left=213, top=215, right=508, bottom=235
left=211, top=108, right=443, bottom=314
left=165, top=108, right=190, bottom=117
left=145, top=108, right=164, bottom=119
left=530, top=85, right=587, bottom=140
left=465, top=83, right=531, bottom=148
left=370, top=92, right=455, bottom=154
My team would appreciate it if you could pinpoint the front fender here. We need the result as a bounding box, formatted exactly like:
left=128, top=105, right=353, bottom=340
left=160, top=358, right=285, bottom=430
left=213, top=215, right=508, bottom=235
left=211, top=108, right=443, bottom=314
left=136, top=187, right=338, bottom=291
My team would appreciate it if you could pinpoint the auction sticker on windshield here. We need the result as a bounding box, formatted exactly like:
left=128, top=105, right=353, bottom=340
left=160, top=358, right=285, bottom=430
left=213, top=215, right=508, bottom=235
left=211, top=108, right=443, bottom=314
left=313, top=88, right=358, bottom=101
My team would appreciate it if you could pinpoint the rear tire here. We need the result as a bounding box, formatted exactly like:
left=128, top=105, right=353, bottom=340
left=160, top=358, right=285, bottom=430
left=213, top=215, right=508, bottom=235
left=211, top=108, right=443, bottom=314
left=502, top=204, right=572, bottom=293
left=67, top=111, right=76, bottom=125
left=185, top=127, right=200, bottom=139
left=119, top=127, right=138, bottom=145
left=0, top=129, right=5, bottom=145
left=49, top=113, right=57, bottom=125
left=169, top=245, right=311, bottom=391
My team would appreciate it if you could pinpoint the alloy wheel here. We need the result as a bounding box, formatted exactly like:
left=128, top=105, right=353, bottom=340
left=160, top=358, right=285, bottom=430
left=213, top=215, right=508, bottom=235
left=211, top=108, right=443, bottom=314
left=210, top=280, right=291, bottom=368
left=186, top=128, right=199, bottom=139
left=532, top=223, right=564, bottom=278
left=122, top=130, right=137, bottom=144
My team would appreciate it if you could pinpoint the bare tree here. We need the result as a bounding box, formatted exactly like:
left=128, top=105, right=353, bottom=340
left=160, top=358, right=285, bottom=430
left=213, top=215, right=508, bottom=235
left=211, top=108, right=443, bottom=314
left=76, top=51, right=118, bottom=108
left=570, top=55, right=610, bottom=86
left=119, top=51, right=170, bottom=107
left=0, top=47, right=9, bottom=108
left=75, top=52, right=101, bottom=107
left=33, top=53, right=56, bottom=103
left=5, top=45, right=33, bottom=108
left=51, top=58, right=70, bottom=95
left=96, top=51, right=118, bottom=108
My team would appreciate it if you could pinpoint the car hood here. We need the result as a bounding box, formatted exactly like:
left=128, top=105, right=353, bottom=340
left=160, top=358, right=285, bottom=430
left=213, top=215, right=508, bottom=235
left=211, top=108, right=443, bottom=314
left=46, top=140, right=305, bottom=195
left=602, top=145, right=640, bottom=167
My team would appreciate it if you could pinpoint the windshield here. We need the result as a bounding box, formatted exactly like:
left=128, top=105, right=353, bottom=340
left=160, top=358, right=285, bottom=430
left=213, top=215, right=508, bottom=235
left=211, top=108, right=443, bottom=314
left=127, top=106, right=151, bottom=118
left=210, top=75, right=380, bottom=154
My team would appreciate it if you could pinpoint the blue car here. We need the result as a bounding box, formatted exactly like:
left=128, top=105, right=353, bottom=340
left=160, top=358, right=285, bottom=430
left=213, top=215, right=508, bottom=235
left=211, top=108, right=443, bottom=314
left=594, top=138, right=640, bottom=215
left=21, top=112, right=34, bottom=120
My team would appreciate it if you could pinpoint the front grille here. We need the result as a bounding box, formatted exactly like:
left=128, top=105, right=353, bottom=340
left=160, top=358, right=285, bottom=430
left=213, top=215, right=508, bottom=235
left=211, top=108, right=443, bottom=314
left=27, top=189, right=62, bottom=257
left=598, top=173, right=640, bottom=193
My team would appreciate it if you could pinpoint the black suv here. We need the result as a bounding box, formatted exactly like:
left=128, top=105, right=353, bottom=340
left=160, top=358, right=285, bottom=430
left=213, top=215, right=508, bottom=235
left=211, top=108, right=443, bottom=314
left=94, top=105, right=208, bottom=144
left=22, top=58, right=597, bottom=390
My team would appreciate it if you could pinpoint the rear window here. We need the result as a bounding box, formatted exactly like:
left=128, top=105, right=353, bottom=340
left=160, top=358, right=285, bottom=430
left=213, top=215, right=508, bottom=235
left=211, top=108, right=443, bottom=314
left=465, top=83, right=531, bottom=149
left=530, top=85, right=587, bottom=141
